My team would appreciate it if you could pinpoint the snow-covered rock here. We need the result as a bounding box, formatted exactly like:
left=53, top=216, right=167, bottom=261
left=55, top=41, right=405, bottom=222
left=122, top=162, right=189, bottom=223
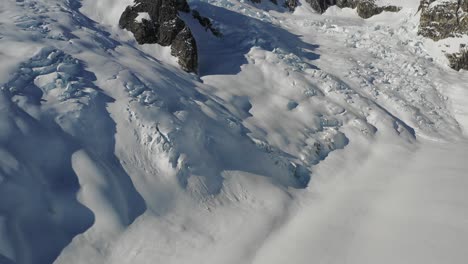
left=418, top=0, right=468, bottom=70
left=1, top=0, right=468, bottom=263
left=290, top=0, right=402, bottom=18
left=419, top=0, right=468, bottom=40
left=119, top=0, right=198, bottom=72
left=447, top=46, right=468, bottom=70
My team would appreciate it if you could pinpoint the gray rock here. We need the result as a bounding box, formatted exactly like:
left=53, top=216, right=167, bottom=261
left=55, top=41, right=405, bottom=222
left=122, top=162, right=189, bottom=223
left=119, top=0, right=198, bottom=72
left=192, top=10, right=222, bottom=38
left=250, top=0, right=278, bottom=4
left=290, top=0, right=400, bottom=19
left=303, top=0, right=357, bottom=14
left=171, top=27, right=198, bottom=72
left=418, top=0, right=468, bottom=41
left=354, top=1, right=401, bottom=19
left=418, top=0, right=468, bottom=71
left=284, top=0, right=298, bottom=11
left=304, top=0, right=339, bottom=13
left=447, top=47, right=468, bottom=71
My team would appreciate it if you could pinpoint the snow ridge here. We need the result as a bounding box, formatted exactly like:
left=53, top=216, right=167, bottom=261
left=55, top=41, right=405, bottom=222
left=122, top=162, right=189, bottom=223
left=0, top=0, right=467, bottom=263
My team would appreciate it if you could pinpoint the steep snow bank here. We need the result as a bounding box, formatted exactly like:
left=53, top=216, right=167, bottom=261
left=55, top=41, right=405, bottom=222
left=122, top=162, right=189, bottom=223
left=254, top=138, right=468, bottom=264
left=0, top=0, right=467, bottom=263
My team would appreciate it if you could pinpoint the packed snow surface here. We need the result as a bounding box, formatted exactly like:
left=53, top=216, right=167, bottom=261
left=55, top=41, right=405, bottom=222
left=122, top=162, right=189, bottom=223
left=0, top=0, right=467, bottom=263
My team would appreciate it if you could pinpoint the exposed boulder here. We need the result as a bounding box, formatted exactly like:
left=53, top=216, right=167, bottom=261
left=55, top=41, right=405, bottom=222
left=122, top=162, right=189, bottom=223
left=192, top=10, right=222, bottom=37
left=304, top=0, right=341, bottom=13
left=354, top=1, right=401, bottom=19
left=171, top=27, right=198, bottom=72
left=418, top=0, right=468, bottom=70
left=288, top=0, right=400, bottom=19
left=119, top=0, right=198, bottom=72
left=284, top=0, right=298, bottom=11
left=447, top=47, right=468, bottom=71
left=418, top=0, right=468, bottom=41
left=250, top=0, right=279, bottom=4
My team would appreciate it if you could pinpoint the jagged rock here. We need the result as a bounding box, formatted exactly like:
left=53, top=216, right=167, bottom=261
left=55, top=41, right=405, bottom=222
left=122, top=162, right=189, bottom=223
left=304, top=0, right=340, bottom=13
left=250, top=0, right=278, bottom=4
left=284, top=0, right=298, bottom=11
left=303, top=0, right=359, bottom=14
left=293, top=0, right=401, bottom=19
left=251, top=0, right=401, bottom=18
left=192, top=10, right=222, bottom=37
left=418, top=1, right=468, bottom=71
left=418, top=0, right=468, bottom=41
left=119, top=0, right=198, bottom=72
left=355, top=1, right=401, bottom=19
left=447, top=47, right=468, bottom=71
left=171, top=27, right=198, bottom=72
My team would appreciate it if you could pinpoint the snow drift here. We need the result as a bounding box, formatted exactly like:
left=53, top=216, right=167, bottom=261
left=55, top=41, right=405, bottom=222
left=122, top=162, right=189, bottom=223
left=0, top=0, right=467, bottom=263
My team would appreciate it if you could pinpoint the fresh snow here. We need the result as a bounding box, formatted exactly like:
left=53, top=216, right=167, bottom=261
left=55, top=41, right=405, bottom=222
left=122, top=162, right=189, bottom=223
left=254, top=139, right=468, bottom=264
left=0, top=0, right=467, bottom=264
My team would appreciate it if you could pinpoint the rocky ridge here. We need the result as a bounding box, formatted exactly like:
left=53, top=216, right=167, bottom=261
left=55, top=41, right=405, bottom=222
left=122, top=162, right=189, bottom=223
left=304, top=0, right=401, bottom=18
left=120, top=0, right=468, bottom=72
left=447, top=46, right=468, bottom=71
left=281, top=0, right=401, bottom=18
left=119, top=0, right=198, bottom=72
left=119, top=0, right=404, bottom=73
left=419, top=0, right=468, bottom=40
left=418, top=0, right=468, bottom=70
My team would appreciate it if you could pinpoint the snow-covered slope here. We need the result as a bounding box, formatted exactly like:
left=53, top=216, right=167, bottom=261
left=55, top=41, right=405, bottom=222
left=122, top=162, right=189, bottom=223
left=0, top=0, right=467, bottom=263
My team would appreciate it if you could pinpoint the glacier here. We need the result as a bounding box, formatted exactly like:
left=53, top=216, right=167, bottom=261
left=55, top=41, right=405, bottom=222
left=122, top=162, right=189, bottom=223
left=0, top=0, right=468, bottom=263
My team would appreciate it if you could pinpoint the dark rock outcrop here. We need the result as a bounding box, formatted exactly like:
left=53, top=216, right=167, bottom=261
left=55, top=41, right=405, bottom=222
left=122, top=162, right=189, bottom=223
left=304, top=0, right=359, bottom=14
left=284, top=0, right=298, bottom=11
left=419, top=0, right=468, bottom=41
left=119, top=0, right=198, bottom=72
left=354, top=1, right=401, bottom=19
left=447, top=47, right=468, bottom=71
left=287, top=0, right=401, bottom=19
left=250, top=0, right=278, bottom=4
left=192, top=10, right=222, bottom=37
left=171, top=27, right=198, bottom=72
left=418, top=0, right=468, bottom=70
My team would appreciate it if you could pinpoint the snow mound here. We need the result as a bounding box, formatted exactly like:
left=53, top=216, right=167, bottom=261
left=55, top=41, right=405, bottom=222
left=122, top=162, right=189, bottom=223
left=0, top=0, right=468, bottom=263
left=2, top=47, right=97, bottom=102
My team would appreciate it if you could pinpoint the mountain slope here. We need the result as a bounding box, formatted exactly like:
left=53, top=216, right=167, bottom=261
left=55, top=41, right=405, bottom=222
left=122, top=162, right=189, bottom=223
left=0, top=0, right=467, bottom=263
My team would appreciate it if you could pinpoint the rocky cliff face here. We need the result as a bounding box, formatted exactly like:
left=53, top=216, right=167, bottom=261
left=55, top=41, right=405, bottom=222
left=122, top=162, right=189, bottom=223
left=284, top=0, right=400, bottom=19
left=353, top=1, right=401, bottom=19
left=418, top=0, right=468, bottom=70
left=419, top=0, right=468, bottom=40
left=119, top=0, right=198, bottom=72
left=447, top=47, right=468, bottom=71
left=304, top=0, right=361, bottom=14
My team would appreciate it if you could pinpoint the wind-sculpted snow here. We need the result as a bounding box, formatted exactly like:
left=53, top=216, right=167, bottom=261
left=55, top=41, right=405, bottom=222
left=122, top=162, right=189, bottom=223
left=344, top=29, right=461, bottom=138
left=0, top=90, right=94, bottom=264
left=115, top=68, right=313, bottom=195
left=288, top=7, right=463, bottom=140
left=1, top=0, right=318, bottom=262
left=0, top=45, right=146, bottom=264
left=2, top=47, right=97, bottom=102
left=13, top=0, right=76, bottom=41
left=0, top=0, right=468, bottom=263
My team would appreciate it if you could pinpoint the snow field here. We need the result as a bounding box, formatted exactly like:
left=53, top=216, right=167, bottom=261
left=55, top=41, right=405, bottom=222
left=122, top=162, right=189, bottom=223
left=0, top=0, right=467, bottom=263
